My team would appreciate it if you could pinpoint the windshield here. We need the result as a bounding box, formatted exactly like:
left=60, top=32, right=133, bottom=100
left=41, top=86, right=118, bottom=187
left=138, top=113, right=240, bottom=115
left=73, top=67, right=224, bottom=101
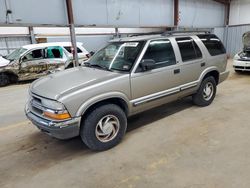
left=87, top=41, right=145, bottom=72
left=5, top=47, right=27, bottom=61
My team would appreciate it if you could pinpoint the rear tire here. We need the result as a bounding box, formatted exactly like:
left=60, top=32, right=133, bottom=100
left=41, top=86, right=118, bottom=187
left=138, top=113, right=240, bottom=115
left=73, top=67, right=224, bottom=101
left=193, top=76, right=217, bottom=107
left=80, top=104, right=127, bottom=151
left=0, top=73, right=10, bottom=87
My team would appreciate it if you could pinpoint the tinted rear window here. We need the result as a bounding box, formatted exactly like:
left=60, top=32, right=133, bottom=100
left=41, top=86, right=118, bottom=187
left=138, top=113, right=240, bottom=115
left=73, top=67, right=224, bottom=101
left=176, top=37, right=202, bottom=62
left=197, top=34, right=226, bottom=56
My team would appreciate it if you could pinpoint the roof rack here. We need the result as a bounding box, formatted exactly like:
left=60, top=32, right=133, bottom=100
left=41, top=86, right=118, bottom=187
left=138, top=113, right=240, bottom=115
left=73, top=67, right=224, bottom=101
left=162, top=30, right=211, bottom=36
left=127, top=29, right=211, bottom=38
left=129, top=31, right=165, bottom=37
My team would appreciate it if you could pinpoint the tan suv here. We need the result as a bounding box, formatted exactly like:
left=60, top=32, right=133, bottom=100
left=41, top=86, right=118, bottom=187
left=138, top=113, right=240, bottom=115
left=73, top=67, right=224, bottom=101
left=25, top=32, right=229, bottom=151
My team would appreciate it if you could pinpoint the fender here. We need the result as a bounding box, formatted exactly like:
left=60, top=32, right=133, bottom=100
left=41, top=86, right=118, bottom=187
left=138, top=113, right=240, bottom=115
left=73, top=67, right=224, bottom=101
left=197, top=66, right=219, bottom=86
left=76, top=91, right=131, bottom=117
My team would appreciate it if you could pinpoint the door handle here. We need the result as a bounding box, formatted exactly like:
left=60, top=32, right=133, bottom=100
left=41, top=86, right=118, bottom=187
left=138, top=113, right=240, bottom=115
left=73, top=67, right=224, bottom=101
left=201, top=62, right=206, bottom=67
left=174, top=69, right=180, bottom=74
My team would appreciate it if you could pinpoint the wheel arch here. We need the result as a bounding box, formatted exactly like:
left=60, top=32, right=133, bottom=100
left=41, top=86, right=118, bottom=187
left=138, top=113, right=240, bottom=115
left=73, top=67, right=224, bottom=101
left=0, top=70, right=18, bottom=83
left=76, top=93, right=131, bottom=118
left=199, top=67, right=220, bottom=86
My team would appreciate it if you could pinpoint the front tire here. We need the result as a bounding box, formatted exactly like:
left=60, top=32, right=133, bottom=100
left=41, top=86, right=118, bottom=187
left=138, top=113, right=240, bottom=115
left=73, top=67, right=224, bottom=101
left=81, top=104, right=127, bottom=151
left=193, top=76, right=217, bottom=107
left=0, top=73, right=10, bottom=87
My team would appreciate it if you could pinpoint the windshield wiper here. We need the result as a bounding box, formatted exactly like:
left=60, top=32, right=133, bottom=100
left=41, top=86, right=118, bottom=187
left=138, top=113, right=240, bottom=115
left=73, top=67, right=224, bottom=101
left=84, top=62, right=111, bottom=71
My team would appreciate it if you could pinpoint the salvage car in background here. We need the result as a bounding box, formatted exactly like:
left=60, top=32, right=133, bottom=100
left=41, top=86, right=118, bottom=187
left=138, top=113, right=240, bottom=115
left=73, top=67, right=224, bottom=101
left=0, top=42, right=89, bottom=86
left=233, top=31, right=250, bottom=72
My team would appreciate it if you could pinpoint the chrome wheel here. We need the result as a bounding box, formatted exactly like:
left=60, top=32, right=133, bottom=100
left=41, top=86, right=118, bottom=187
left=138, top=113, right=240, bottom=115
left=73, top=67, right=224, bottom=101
left=203, top=82, right=214, bottom=101
left=95, top=115, right=120, bottom=143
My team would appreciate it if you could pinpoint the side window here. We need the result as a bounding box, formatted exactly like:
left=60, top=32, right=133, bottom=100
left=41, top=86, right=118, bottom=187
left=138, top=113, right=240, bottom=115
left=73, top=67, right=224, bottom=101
left=64, top=46, right=82, bottom=53
left=46, top=46, right=63, bottom=59
left=64, top=46, right=71, bottom=53
left=77, top=47, right=82, bottom=53
left=197, top=34, right=226, bottom=56
left=23, top=49, right=44, bottom=62
left=176, top=37, right=202, bottom=62
left=141, top=39, right=176, bottom=70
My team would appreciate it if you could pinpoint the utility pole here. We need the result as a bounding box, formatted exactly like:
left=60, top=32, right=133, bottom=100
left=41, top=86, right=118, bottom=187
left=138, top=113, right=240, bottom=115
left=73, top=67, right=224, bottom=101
left=174, top=0, right=179, bottom=30
left=66, top=0, right=78, bottom=67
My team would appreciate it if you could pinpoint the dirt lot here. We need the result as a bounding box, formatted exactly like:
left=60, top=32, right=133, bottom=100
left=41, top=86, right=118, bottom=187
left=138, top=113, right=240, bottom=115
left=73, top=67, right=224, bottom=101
left=0, top=60, right=250, bottom=188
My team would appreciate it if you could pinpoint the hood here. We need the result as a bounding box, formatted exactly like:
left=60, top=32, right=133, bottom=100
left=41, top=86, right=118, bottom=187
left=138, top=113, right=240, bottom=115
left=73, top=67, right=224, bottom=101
left=0, top=56, right=10, bottom=67
left=243, top=32, right=250, bottom=50
left=31, top=67, right=123, bottom=100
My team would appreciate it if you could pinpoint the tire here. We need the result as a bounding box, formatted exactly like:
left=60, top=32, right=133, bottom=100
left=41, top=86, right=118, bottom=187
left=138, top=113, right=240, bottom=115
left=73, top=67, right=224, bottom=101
left=65, top=63, right=73, bottom=69
left=0, top=73, right=10, bottom=87
left=80, top=104, right=127, bottom=151
left=192, top=76, right=217, bottom=107
left=235, top=70, right=242, bottom=74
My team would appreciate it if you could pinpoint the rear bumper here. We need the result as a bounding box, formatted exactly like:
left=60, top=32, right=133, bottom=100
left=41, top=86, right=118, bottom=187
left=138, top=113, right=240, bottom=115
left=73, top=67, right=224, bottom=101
left=219, top=70, right=230, bottom=84
left=25, top=104, right=81, bottom=139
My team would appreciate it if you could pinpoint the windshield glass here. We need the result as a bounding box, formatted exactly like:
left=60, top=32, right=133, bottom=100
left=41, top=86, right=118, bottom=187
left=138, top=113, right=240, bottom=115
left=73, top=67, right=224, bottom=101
left=5, top=48, right=27, bottom=61
left=87, top=41, right=145, bottom=72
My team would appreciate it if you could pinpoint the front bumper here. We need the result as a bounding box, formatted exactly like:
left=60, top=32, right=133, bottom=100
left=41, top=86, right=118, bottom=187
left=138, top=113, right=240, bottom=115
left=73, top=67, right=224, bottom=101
left=219, top=70, right=230, bottom=84
left=233, top=60, right=250, bottom=71
left=25, top=104, right=81, bottom=139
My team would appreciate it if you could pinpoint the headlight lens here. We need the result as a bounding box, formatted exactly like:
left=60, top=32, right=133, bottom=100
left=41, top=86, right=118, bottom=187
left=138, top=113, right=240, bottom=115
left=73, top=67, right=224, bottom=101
left=41, top=99, right=71, bottom=120
left=43, top=109, right=71, bottom=120
left=42, top=99, right=65, bottom=111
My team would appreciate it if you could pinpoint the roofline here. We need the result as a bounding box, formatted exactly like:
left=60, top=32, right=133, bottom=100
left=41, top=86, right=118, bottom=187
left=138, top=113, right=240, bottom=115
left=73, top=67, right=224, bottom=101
left=22, top=42, right=83, bottom=49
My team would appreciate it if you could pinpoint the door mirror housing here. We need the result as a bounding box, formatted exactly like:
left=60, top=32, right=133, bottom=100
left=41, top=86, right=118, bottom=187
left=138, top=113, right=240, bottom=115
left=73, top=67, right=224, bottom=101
left=140, top=59, right=156, bottom=71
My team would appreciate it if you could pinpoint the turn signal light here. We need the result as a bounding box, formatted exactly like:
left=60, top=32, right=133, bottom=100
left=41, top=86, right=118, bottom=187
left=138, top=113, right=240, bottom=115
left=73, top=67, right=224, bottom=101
left=44, top=111, right=71, bottom=120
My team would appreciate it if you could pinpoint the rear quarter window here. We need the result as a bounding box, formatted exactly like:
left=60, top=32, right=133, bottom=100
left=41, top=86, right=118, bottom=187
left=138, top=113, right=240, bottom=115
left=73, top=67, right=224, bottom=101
left=197, top=34, right=226, bottom=56
left=64, top=46, right=83, bottom=53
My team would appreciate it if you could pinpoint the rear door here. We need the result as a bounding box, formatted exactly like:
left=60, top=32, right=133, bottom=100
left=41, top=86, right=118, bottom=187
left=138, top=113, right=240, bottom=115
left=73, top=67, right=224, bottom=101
left=174, top=36, right=206, bottom=90
left=130, top=39, right=180, bottom=112
left=19, top=48, right=47, bottom=80
left=45, top=46, right=67, bottom=72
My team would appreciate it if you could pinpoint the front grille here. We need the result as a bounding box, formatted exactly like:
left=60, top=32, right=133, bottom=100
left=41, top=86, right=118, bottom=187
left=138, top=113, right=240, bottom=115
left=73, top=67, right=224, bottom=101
left=234, top=66, right=250, bottom=70
left=29, top=94, right=45, bottom=118
left=234, top=66, right=243, bottom=69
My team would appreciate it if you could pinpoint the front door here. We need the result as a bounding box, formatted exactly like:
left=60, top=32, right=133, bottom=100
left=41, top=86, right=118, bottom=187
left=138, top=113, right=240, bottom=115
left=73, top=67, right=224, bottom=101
left=130, top=39, right=180, bottom=113
left=19, top=48, right=48, bottom=80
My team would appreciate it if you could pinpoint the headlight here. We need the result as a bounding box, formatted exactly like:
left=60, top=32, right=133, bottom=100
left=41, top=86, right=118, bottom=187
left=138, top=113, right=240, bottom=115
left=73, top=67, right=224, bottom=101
left=43, top=109, right=71, bottom=121
left=41, top=99, right=71, bottom=121
left=42, top=99, right=65, bottom=111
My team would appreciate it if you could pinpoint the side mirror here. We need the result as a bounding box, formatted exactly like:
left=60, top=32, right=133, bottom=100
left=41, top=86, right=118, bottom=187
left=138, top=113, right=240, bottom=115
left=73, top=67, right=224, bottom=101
left=140, top=59, right=156, bottom=71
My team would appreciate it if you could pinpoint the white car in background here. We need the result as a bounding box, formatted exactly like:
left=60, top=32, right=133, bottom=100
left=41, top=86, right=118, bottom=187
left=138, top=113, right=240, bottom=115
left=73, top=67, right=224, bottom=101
left=0, top=42, right=90, bottom=86
left=233, top=31, right=250, bottom=72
